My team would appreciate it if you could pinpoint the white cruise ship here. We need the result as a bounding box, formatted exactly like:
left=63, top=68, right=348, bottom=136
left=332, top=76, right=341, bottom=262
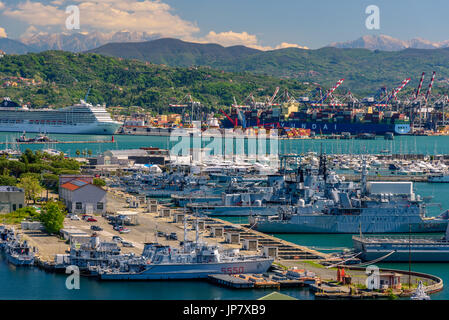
left=0, top=98, right=122, bottom=134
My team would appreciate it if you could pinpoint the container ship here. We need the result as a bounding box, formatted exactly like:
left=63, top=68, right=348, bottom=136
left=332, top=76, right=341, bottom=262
left=0, top=97, right=121, bottom=134
left=220, top=104, right=411, bottom=135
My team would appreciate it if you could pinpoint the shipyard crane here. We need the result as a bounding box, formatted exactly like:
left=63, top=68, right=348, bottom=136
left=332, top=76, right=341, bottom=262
left=387, top=78, right=411, bottom=103
left=267, top=87, right=280, bottom=106
left=307, top=79, right=345, bottom=107
left=84, top=86, right=92, bottom=103
left=169, top=94, right=203, bottom=123
left=273, top=88, right=296, bottom=105
left=415, top=72, right=426, bottom=99
left=231, top=97, right=248, bottom=129
left=321, top=79, right=345, bottom=104
left=425, top=71, right=436, bottom=103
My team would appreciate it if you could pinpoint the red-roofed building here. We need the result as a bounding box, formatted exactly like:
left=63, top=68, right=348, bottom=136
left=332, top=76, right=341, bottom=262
left=59, top=175, right=107, bottom=214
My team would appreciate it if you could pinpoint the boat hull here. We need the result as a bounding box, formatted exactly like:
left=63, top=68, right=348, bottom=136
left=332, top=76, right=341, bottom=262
left=192, top=206, right=280, bottom=216
left=6, top=254, right=34, bottom=266
left=99, top=259, right=274, bottom=280
left=254, top=216, right=449, bottom=234
left=353, top=238, right=449, bottom=262
left=221, top=119, right=411, bottom=135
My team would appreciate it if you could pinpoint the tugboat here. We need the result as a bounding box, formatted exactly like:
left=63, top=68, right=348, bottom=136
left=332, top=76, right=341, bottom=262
left=34, top=133, right=57, bottom=143
left=16, top=132, right=35, bottom=143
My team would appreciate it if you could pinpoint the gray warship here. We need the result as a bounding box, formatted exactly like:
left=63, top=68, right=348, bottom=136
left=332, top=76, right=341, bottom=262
left=250, top=155, right=449, bottom=234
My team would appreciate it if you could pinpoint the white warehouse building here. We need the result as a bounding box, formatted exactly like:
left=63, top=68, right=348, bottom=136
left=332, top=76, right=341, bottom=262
left=59, top=177, right=107, bottom=214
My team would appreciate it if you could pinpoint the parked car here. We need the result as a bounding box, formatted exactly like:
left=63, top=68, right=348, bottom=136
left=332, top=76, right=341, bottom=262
left=157, top=231, right=165, bottom=237
left=122, top=241, right=134, bottom=248
left=69, top=215, right=80, bottom=221
left=112, top=236, right=123, bottom=243
left=113, top=225, right=123, bottom=231
left=86, top=217, right=97, bottom=222
left=166, top=232, right=178, bottom=240
left=119, top=227, right=130, bottom=234
left=91, top=225, right=103, bottom=231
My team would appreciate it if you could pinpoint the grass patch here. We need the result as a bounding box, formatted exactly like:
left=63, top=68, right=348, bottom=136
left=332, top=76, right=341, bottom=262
left=302, top=260, right=326, bottom=269
left=0, top=207, right=41, bottom=225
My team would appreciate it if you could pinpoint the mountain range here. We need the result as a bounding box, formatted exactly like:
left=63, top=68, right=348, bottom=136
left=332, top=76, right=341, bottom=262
left=0, top=31, right=161, bottom=54
left=330, top=34, right=449, bottom=51
left=2, top=33, right=449, bottom=94
left=2, top=32, right=449, bottom=54
left=87, top=38, right=449, bottom=93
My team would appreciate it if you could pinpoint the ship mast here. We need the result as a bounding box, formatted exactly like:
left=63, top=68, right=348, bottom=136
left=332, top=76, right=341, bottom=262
left=361, top=156, right=368, bottom=196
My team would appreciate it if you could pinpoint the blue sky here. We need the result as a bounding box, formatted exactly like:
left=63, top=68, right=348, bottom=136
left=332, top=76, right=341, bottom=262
left=0, top=0, right=448, bottom=49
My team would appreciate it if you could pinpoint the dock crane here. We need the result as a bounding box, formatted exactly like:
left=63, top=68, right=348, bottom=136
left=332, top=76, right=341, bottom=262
left=309, top=79, right=345, bottom=106
left=169, top=94, right=203, bottom=123
left=266, top=87, right=280, bottom=106
left=387, top=78, right=411, bottom=103
left=415, top=72, right=426, bottom=99
left=425, top=71, right=436, bottom=103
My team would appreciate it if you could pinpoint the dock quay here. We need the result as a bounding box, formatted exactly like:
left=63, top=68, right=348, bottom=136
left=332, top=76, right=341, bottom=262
left=208, top=274, right=280, bottom=289
left=185, top=216, right=330, bottom=260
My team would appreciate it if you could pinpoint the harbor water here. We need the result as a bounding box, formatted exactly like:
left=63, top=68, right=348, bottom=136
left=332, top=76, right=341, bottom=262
left=3, top=132, right=449, bottom=157
left=1, top=132, right=449, bottom=299
left=0, top=253, right=313, bottom=300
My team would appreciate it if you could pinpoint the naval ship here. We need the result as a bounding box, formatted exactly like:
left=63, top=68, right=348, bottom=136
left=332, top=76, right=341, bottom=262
left=0, top=98, right=121, bottom=134
left=352, top=222, right=449, bottom=262
left=94, top=221, right=273, bottom=280
left=250, top=155, right=449, bottom=234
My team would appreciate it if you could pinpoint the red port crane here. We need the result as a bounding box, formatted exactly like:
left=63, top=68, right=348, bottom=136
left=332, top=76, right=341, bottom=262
left=425, top=71, right=436, bottom=103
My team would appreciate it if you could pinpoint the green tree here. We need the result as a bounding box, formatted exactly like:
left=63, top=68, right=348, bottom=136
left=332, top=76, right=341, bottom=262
left=17, top=175, right=42, bottom=203
left=0, top=175, right=17, bottom=186
left=93, top=177, right=106, bottom=187
left=39, top=201, right=65, bottom=234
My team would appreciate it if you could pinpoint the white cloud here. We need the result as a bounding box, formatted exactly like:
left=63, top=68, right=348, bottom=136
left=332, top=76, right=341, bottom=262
left=199, top=31, right=260, bottom=47
left=5, top=0, right=198, bottom=38
left=4, top=1, right=66, bottom=26
left=273, top=42, right=308, bottom=50
left=0, top=27, right=7, bottom=38
left=3, top=1, right=307, bottom=51
left=193, top=30, right=308, bottom=51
